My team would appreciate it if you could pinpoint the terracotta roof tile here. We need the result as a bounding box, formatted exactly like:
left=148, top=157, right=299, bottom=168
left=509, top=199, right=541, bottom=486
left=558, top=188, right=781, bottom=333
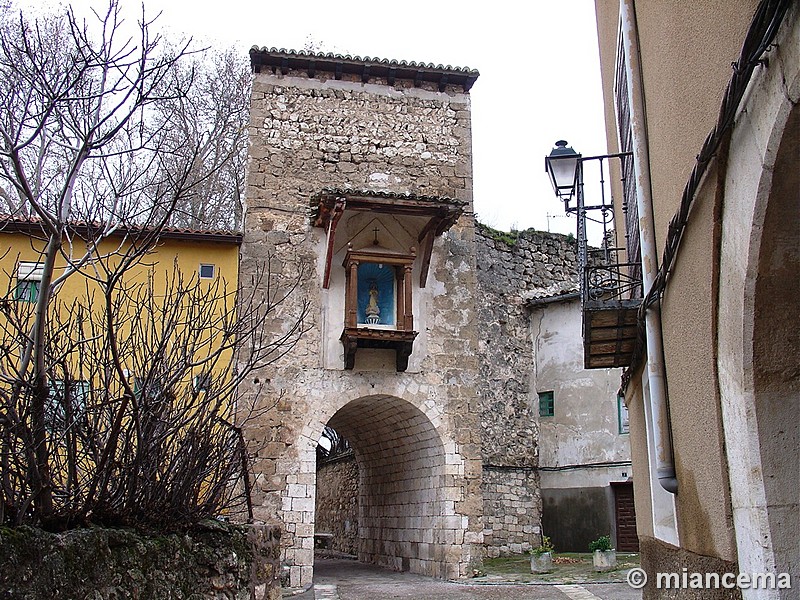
left=250, top=47, right=479, bottom=92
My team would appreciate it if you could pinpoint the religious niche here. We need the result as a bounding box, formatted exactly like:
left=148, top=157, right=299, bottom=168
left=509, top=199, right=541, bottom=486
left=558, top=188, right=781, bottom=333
left=341, top=245, right=417, bottom=371
left=311, top=188, right=467, bottom=372
left=358, top=263, right=396, bottom=327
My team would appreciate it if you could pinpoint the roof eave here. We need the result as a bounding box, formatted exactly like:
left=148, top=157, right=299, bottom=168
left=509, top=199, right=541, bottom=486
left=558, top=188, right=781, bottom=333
left=250, top=47, right=479, bottom=92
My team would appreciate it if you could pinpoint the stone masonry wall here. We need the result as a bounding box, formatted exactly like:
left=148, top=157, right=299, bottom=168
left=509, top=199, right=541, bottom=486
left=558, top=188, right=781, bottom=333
left=474, top=224, right=579, bottom=556
left=315, top=453, right=359, bottom=555
left=241, top=61, right=483, bottom=588
left=481, top=467, right=541, bottom=557
left=301, top=223, right=583, bottom=561
left=0, top=523, right=281, bottom=600
left=242, top=52, right=588, bottom=580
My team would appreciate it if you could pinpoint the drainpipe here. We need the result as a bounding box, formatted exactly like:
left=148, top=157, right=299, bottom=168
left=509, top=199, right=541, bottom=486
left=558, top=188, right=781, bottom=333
left=619, top=0, right=678, bottom=494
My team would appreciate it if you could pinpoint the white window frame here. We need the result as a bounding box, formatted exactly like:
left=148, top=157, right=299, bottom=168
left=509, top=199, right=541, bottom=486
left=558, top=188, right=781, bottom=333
left=193, top=372, right=211, bottom=393
left=199, top=263, right=215, bottom=279
left=16, top=261, right=44, bottom=302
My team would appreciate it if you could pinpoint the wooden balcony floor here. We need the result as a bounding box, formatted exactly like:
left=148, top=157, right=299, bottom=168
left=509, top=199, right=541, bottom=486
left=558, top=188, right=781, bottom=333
left=583, top=299, right=641, bottom=369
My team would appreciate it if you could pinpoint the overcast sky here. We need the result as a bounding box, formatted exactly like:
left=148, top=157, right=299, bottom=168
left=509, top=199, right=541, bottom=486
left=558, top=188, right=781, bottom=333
left=18, top=0, right=609, bottom=237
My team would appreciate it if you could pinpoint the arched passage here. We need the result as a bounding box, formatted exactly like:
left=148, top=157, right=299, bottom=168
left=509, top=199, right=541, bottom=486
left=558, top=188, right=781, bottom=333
left=323, top=394, right=452, bottom=578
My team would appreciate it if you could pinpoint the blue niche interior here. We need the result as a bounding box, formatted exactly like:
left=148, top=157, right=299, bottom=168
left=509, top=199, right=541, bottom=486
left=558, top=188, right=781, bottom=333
left=357, top=262, right=396, bottom=326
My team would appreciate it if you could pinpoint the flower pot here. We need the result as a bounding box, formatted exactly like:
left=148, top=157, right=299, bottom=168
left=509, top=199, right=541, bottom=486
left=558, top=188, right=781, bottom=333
left=530, top=551, right=553, bottom=574
left=593, top=549, right=617, bottom=572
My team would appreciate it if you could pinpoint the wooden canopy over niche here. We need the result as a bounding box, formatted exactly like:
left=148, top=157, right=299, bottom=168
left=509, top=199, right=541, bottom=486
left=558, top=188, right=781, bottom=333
left=312, top=189, right=466, bottom=289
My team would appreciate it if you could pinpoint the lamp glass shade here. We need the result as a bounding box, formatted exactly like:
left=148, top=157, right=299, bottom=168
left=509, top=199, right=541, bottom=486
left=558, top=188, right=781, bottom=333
left=545, top=140, right=580, bottom=200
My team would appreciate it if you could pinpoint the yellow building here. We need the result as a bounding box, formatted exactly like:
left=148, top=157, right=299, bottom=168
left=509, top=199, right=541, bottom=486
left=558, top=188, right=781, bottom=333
left=0, top=218, right=243, bottom=525
left=1, top=219, right=241, bottom=386
left=2, top=219, right=241, bottom=302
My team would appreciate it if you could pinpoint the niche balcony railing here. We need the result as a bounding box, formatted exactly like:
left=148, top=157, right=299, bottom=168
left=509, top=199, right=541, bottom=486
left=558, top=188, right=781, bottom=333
left=573, top=153, right=642, bottom=369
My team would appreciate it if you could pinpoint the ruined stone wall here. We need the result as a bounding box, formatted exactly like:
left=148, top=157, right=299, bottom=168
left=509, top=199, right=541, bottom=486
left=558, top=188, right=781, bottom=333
left=315, top=453, right=359, bottom=555
left=473, top=224, right=579, bottom=557
left=474, top=224, right=578, bottom=465
left=242, top=62, right=483, bottom=587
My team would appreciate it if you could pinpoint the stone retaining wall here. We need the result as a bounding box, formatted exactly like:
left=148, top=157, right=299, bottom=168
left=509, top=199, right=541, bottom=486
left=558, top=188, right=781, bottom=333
left=474, top=224, right=579, bottom=556
left=0, top=522, right=281, bottom=600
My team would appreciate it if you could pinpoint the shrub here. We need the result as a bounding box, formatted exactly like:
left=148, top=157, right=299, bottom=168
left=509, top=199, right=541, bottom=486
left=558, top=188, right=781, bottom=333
left=531, top=535, right=554, bottom=556
left=589, top=535, right=613, bottom=552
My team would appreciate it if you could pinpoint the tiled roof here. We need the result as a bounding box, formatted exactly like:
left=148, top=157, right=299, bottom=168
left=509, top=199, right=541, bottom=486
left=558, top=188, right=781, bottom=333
left=250, top=47, right=479, bottom=92
left=0, top=215, right=242, bottom=244
left=313, top=187, right=466, bottom=207
left=524, top=290, right=580, bottom=307
left=311, top=187, right=466, bottom=236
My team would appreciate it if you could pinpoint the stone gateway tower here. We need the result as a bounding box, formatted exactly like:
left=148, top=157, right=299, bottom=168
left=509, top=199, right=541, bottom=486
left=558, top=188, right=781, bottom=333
left=241, top=48, right=486, bottom=588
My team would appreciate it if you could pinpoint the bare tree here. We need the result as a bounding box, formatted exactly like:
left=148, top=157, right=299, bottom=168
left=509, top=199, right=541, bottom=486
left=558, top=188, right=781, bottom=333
left=0, top=2, right=248, bottom=229
left=0, top=1, right=302, bottom=531
left=150, top=46, right=250, bottom=231
left=1, top=242, right=309, bottom=529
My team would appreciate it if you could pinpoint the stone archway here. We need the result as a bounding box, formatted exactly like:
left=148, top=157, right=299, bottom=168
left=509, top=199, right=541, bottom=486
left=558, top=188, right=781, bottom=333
left=717, top=24, right=799, bottom=596
left=748, top=101, right=799, bottom=589
left=322, top=394, right=453, bottom=578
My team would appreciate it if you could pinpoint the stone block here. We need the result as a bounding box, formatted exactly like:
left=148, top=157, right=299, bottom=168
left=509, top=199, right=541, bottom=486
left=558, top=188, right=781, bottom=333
left=286, top=483, right=307, bottom=498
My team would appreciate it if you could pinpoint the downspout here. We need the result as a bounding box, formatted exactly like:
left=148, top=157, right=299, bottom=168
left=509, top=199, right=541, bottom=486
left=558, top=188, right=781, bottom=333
left=619, top=0, right=678, bottom=494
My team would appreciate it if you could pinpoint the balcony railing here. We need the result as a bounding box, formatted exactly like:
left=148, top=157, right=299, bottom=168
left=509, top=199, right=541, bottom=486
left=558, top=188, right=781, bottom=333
left=585, top=254, right=641, bottom=303
left=574, top=154, right=642, bottom=369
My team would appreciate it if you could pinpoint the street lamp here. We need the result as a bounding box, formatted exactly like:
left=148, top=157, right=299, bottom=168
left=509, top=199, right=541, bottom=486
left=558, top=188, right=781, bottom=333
left=543, top=140, right=641, bottom=371
left=544, top=140, right=581, bottom=208
left=544, top=139, right=626, bottom=299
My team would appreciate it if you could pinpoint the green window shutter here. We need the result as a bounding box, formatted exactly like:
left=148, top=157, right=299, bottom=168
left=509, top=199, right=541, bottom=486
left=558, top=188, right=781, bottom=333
left=15, top=279, right=40, bottom=302
left=538, top=391, right=554, bottom=417
left=15, top=262, right=43, bottom=302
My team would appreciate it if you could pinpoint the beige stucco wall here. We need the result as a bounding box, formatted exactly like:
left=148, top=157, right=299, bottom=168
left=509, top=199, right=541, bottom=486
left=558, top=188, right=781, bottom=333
left=631, top=0, right=758, bottom=564
left=633, top=0, right=757, bottom=251
left=594, top=0, right=798, bottom=582
left=659, top=157, right=736, bottom=561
